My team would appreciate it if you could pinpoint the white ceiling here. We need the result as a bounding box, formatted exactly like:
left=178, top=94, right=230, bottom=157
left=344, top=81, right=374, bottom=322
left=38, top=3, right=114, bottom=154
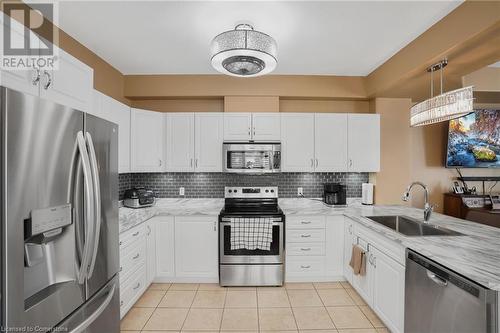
left=58, top=1, right=463, bottom=76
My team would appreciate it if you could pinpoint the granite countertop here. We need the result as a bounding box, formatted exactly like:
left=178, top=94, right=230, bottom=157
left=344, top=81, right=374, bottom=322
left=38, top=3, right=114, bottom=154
left=119, top=197, right=500, bottom=291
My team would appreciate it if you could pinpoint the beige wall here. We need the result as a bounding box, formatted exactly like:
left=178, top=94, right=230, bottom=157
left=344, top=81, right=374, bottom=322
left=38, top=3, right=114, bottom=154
left=463, top=67, right=500, bottom=92
left=225, top=96, right=279, bottom=113
left=372, top=98, right=412, bottom=205
left=280, top=99, right=370, bottom=113
left=131, top=99, right=223, bottom=112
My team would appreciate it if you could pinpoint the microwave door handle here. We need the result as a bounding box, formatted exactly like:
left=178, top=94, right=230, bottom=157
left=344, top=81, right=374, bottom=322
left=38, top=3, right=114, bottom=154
left=85, top=132, right=101, bottom=279
left=76, top=131, right=95, bottom=284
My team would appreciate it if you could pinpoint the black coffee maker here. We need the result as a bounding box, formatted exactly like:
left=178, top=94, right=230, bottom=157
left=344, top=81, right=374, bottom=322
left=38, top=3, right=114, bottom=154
left=323, top=183, right=346, bottom=206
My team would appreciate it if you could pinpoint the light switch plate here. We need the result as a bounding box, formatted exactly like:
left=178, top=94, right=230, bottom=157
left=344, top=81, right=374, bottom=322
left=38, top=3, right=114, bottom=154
left=297, top=187, right=303, bottom=196
left=179, top=187, right=185, bottom=196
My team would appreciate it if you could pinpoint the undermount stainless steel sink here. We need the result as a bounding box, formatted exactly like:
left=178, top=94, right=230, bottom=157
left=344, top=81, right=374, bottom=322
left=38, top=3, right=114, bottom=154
left=366, top=215, right=463, bottom=237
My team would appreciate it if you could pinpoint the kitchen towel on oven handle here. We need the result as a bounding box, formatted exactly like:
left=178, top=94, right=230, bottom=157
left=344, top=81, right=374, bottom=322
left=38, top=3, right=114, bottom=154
left=230, top=217, right=273, bottom=251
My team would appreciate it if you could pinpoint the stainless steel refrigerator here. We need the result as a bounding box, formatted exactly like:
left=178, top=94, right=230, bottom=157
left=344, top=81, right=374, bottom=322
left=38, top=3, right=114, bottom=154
left=0, top=87, right=120, bottom=332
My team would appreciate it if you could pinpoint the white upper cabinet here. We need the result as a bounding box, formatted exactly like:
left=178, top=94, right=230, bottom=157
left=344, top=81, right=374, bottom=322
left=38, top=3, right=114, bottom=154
left=251, top=113, right=281, bottom=141
left=174, top=216, right=219, bottom=279
left=224, top=112, right=280, bottom=141
left=130, top=108, right=164, bottom=172
left=315, top=113, right=348, bottom=172
left=348, top=114, right=380, bottom=172
left=281, top=113, right=315, bottom=172
left=195, top=113, right=223, bottom=172
left=40, top=46, right=93, bottom=112
left=165, top=113, right=195, bottom=172
left=224, top=113, right=252, bottom=141
left=0, top=14, right=40, bottom=96
left=92, top=90, right=131, bottom=173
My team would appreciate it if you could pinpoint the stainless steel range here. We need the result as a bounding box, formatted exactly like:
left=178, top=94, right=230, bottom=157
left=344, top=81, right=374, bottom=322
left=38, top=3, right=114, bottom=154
left=219, top=187, right=285, bottom=286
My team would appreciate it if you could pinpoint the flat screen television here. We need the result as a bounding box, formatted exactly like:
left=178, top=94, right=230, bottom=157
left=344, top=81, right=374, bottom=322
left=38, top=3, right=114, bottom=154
left=446, top=109, right=500, bottom=168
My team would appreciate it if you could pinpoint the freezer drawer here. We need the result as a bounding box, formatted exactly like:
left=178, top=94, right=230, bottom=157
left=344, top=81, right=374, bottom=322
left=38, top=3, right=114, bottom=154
left=405, top=250, right=497, bottom=333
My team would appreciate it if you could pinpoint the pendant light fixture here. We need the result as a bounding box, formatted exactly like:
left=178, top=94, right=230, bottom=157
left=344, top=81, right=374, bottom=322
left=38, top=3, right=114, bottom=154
left=210, top=23, right=277, bottom=77
left=410, top=59, right=474, bottom=127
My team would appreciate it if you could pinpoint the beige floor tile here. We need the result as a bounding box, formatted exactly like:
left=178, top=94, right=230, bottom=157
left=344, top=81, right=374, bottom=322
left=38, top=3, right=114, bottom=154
left=287, top=289, right=323, bottom=307
left=359, top=306, right=384, bottom=328
left=120, top=331, right=141, bottom=333
left=293, top=307, right=335, bottom=330
left=262, top=331, right=298, bottom=333
left=192, top=290, right=226, bottom=308
left=219, top=331, right=258, bottom=333
left=314, top=282, right=344, bottom=289
left=257, top=289, right=290, bottom=307
left=221, top=308, right=259, bottom=331
left=120, top=307, right=154, bottom=331
left=143, top=308, right=189, bottom=331
left=259, top=307, right=297, bottom=331
left=225, top=290, right=257, bottom=308
left=170, top=283, right=200, bottom=291
left=148, top=283, right=171, bottom=290
left=182, top=308, right=223, bottom=331
left=337, top=329, right=377, bottom=333
left=340, top=281, right=353, bottom=289
left=300, top=330, right=338, bottom=333
left=198, top=283, right=227, bottom=290
left=134, top=289, right=166, bottom=308
left=345, top=288, right=367, bottom=306
left=375, top=328, right=390, bottom=333
left=158, top=290, right=196, bottom=308
left=318, top=289, right=355, bottom=307
left=285, top=283, right=315, bottom=290
left=143, top=331, right=179, bottom=333
left=226, top=286, right=257, bottom=291
left=258, top=285, right=286, bottom=290
left=327, top=306, right=373, bottom=329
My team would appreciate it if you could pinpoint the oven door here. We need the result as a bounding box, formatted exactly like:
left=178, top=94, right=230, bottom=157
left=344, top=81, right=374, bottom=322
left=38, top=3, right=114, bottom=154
left=219, top=217, right=284, bottom=264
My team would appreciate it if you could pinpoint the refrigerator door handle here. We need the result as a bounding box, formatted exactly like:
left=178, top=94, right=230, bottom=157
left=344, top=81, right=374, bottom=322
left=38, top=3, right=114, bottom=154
left=75, top=131, right=95, bottom=284
left=85, top=132, right=102, bottom=279
left=68, top=284, right=116, bottom=333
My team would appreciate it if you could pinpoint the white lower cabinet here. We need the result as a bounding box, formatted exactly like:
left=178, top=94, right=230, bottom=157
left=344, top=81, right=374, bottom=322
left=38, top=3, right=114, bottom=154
left=174, top=216, right=219, bottom=280
left=146, top=218, right=157, bottom=285
left=154, top=216, right=175, bottom=279
left=343, top=218, right=355, bottom=283
left=347, top=218, right=406, bottom=333
left=285, top=215, right=344, bottom=282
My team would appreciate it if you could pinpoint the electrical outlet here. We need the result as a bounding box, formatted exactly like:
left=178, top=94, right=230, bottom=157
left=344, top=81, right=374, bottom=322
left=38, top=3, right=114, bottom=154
left=297, top=187, right=303, bottom=196
left=179, top=187, right=185, bottom=196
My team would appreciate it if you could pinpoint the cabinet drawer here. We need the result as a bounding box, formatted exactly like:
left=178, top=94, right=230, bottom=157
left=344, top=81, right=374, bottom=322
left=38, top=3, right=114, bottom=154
left=287, top=229, right=325, bottom=243
left=120, top=223, right=146, bottom=251
left=120, top=240, right=146, bottom=282
left=287, top=242, right=325, bottom=256
left=287, top=216, right=325, bottom=229
left=120, top=265, right=147, bottom=317
left=286, top=256, right=325, bottom=276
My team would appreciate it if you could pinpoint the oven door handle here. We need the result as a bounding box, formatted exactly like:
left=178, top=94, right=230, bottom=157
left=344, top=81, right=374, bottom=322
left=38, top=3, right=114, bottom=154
left=220, top=221, right=283, bottom=226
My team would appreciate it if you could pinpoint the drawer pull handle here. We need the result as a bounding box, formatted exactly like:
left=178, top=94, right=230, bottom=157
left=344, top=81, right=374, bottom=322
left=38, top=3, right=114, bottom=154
left=300, top=248, right=311, bottom=251
left=301, top=234, right=311, bottom=238
left=300, top=265, right=311, bottom=269
left=133, top=253, right=140, bottom=260
left=132, top=232, right=139, bottom=237
left=133, top=282, right=141, bottom=290
left=301, top=221, right=311, bottom=224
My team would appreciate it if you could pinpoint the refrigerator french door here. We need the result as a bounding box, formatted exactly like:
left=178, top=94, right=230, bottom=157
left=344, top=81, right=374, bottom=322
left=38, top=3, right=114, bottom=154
left=0, top=87, right=119, bottom=332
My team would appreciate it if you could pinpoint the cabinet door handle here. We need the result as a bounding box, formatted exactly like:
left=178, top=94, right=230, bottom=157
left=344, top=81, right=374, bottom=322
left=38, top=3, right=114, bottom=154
left=119, top=266, right=123, bottom=272
left=213, top=221, right=217, bottom=232
left=349, top=159, right=353, bottom=168
left=133, top=282, right=141, bottom=290
left=300, top=265, right=311, bottom=269
left=195, top=159, right=198, bottom=168
left=120, top=300, right=124, bottom=306
left=310, top=159, right=314, bottom=167
left=119, top=241, right=123, bottom=246
left=190, top=158, right=193, bottom=167
left=248, top=127, right=251, bottom=136
left=158, top=159, right=162, bottom=166
left=300, top=234, right=311, bottom=238
left=348, top=225, right=353, bottom=234
left=133, top=253, right=140, bottom=260
left=300, top=248, right=311, bottom=251
left=42, top=70, right=52, bottom=89
left=132, top=231, right=139, bottom=237
left=32, top=68, right=41, bottom=85
left=147, top=225, right=151, bottom=235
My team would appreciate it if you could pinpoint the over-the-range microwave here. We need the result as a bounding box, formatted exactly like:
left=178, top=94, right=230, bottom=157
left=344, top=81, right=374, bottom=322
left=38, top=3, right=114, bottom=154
left=223, top=142, right=281, bottom=173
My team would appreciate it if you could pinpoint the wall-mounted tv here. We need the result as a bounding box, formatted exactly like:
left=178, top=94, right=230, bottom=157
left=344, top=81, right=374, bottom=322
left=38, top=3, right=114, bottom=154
left=446, top=109, right=500, bottom=168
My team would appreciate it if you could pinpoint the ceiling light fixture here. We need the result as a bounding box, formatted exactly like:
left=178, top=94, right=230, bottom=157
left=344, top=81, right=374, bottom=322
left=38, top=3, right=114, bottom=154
left=410, top=59, right=474, bottom=127
left=210, top=23, right=277, bottom=77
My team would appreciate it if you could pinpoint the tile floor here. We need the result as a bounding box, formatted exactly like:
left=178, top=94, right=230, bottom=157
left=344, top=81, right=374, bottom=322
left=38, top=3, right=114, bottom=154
left=120, top=281, right=390, bottom=333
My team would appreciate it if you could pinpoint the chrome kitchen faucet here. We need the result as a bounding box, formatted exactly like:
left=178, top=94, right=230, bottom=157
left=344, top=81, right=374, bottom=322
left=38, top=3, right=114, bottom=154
left=402, top=181, right=435, bottom=222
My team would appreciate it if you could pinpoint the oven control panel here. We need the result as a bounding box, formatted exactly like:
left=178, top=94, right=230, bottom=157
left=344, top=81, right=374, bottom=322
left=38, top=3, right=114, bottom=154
left=225, top=186, right=278, bottom=198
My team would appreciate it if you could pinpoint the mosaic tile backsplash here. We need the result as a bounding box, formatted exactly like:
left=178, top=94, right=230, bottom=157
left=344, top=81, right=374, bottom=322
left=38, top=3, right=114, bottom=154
left=119, top=172, right=369, bottom=200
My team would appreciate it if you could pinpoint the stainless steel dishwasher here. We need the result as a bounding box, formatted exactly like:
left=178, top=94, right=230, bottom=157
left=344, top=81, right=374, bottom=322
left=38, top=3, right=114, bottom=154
left=405, top=250, right=497, bottom=333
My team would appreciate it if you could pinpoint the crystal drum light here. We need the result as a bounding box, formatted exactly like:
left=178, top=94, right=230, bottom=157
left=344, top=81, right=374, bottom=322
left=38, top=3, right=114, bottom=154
left=211, top=24, right=277, bottom=77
